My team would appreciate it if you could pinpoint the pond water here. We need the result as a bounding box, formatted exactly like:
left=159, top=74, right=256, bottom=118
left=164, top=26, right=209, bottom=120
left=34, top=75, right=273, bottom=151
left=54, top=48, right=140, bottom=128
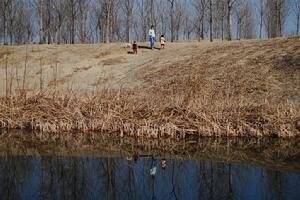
left=0, top=131, right=300, bottom=200
left=0, top=156, right=300, bottom=200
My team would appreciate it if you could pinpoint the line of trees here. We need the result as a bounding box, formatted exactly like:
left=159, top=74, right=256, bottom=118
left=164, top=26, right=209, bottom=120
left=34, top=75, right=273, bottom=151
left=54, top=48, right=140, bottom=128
left=0, top=0, right=299, bottom=45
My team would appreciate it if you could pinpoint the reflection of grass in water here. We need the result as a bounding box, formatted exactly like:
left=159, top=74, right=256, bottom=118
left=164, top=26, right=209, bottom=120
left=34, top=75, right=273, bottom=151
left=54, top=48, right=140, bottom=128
left=0, top=131, right=299, bottom=174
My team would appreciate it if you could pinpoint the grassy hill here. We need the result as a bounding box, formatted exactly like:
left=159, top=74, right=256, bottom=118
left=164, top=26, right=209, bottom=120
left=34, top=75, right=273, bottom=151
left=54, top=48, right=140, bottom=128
left=0, top=37, right=299, bottom=137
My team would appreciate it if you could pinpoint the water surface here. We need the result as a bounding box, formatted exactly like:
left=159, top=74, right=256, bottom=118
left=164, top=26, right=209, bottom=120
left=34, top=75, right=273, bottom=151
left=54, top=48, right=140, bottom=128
left=0, top=131, right=299, bottom=200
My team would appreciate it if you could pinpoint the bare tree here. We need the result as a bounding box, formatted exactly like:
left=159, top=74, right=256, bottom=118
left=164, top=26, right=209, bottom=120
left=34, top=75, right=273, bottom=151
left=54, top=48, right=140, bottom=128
left=291, top=0, right=300, bottom=35
left=45, top=0, right=53, bottom=44
left=78, top=0, right=90, bottom=43
left=183, top=13, right=194, bottom=40
left=24, top=1, right=35, bottom=43
left=150, top=0, right=156, bottom=28
left=236, top=1, right=255, bottom=39
left=214, top=0, right=227, bottom=40
left=122, top=0, right=135, bottom=42
left=193, top=0, right=208, bottom=41
left=167, top=0, right=175, bottom=42
left=110, top=3, right=121, bottom=42
left=102, top=0, right=114, bottom=43
left=0, top=0, right=10, bottom=44
left=0, top=0, right=298, bottom=45
left=137, top=0, right=148, bottom=41
left=174, top=1, right=184, bottom=41
left=255, top=0, right=265, bottom=39
left=264, top=0, right=289, bottom=38
left=7, top=0, right=17, bottom=44
left=156, top=0, right=167, bottom=38
left=226, top=0, right=238, bottom=41
left=93, top=0, right=104, bottom=43
left=53, top=0, right=66, bottom=44
left=235, top=1, right=247, bottom=40
left=209, top=0, right=213, bottom=42
left=66, top=0, right=78, bottom=44
left=37, top=0, right=45, bottom=44
left=14, top=1, right=26, bottom=44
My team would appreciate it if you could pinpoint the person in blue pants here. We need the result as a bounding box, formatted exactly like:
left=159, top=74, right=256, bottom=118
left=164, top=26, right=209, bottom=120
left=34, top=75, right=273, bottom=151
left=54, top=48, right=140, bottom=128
left=149, top=25, right=156, bottom=49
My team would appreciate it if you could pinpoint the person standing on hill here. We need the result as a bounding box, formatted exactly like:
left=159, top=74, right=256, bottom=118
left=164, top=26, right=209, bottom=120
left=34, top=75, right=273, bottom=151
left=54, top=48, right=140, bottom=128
left=149, top=26, right=156, bottom=50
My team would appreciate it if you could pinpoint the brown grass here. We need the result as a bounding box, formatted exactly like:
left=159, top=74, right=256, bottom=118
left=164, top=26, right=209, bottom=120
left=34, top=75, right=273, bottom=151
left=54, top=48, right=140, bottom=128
left=102, top=57, right=124, bottom=66
left=0, top=37, right=299, bottom=138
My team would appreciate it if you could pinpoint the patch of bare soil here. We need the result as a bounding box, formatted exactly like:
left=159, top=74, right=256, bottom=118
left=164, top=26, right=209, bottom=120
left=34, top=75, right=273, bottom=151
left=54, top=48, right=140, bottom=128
left=102, top=57, right=124, bottom=66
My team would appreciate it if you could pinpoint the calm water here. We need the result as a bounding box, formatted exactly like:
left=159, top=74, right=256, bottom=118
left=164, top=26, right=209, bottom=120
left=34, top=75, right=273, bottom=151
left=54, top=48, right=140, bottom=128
left=0, top=156, right=299, bottom=200
left=0, top=130, right=300, bottom=200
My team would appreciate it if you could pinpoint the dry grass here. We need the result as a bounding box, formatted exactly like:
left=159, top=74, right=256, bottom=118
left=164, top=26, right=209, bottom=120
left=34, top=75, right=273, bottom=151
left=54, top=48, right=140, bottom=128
left=0, top=37, right=299, bottom=138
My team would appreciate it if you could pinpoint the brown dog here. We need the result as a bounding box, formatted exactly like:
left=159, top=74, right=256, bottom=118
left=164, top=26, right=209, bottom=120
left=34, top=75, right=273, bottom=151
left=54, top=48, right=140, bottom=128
left=132, top=41, right=138, bottom=54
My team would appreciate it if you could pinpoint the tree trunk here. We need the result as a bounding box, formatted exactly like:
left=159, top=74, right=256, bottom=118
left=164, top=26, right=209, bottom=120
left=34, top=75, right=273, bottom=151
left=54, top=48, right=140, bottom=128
left=9, top=15, right=13, bottom=45
left=3, top=10, right=7, bottom=44
left=236, top=20, right=239, bottom=40
left=170, top=1, right=174, bottom=42
left=222, top=18, right=224, bottom=41
left=125, top=12, right=130, bottom=42
left=209, top=0, right=213, bottom=42
left=71, top=17, right=75, bottom=44
left=150, top=0, right=155, bottom=27
left=297, top=8, right=300, bottom=35
left=201, top=17, right=204, bottom=40
left=226, top=0, right=232, bottom=41
left=259, top=0, right=263, bottom=39
left=277, top=0, right=282, bottom=37
left=105, top=5, right=110, bottom=43
left=58, top=19, right=61, bottom=44
left=39, top=0, right=44, bottom=44
left=71, top=4, right=75, bottom=44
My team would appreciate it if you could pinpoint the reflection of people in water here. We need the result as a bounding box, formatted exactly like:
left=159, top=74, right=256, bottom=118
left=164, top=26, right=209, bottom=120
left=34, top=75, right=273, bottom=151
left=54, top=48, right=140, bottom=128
left=150, top=156, right=157, bottom=200
left=151, top=176, right=157, bottom=200
left=133, top=152, right=139, bottom=162
left=150, top=156, right=157, bottom=177
left=161, top=159, right=167, bottom=170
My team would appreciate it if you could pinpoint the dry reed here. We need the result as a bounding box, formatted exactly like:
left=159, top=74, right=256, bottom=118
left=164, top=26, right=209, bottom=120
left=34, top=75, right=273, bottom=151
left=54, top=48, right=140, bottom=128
left=0, top=86, right=298, bottom=138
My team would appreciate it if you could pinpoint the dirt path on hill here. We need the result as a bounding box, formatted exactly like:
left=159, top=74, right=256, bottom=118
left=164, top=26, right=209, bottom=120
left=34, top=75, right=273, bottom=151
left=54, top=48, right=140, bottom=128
left=0, top=41, right=208, bottom=95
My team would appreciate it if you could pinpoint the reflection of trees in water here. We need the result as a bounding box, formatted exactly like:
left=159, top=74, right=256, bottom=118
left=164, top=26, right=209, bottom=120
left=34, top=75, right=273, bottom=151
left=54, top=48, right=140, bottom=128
left=262, top=170, right=286, bottom=200
left=197, top=161, right=230, bottom=200
left=37, top=156, right=109, bottom=199
left=0, top=156, right=299, bottom=200
left=170, top=161, right=178, bottom=200
left=0, top=154, right=37, bottom=199
left=125, top=160, right=137, bottom=199
left=104, top=157, right=117, bottom=200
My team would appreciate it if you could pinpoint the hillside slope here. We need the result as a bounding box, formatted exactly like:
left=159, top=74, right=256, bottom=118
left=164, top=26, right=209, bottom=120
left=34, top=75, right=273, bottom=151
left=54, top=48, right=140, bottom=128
left=0, top=37, right=299, bottom=137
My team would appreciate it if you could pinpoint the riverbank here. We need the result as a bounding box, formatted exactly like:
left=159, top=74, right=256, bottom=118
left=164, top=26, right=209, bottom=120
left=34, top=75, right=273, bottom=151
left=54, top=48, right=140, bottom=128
left=0, top=37, right=299, bottom=137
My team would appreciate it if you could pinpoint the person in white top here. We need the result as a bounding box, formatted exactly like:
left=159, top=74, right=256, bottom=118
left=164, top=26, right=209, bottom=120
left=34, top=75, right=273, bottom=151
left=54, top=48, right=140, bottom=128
left=149, top=25, right=156, bottom=49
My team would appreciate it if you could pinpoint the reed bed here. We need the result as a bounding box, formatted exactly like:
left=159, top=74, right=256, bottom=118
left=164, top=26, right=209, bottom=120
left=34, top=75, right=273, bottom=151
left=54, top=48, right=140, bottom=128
left=0, top=86, right=298, bottom=138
